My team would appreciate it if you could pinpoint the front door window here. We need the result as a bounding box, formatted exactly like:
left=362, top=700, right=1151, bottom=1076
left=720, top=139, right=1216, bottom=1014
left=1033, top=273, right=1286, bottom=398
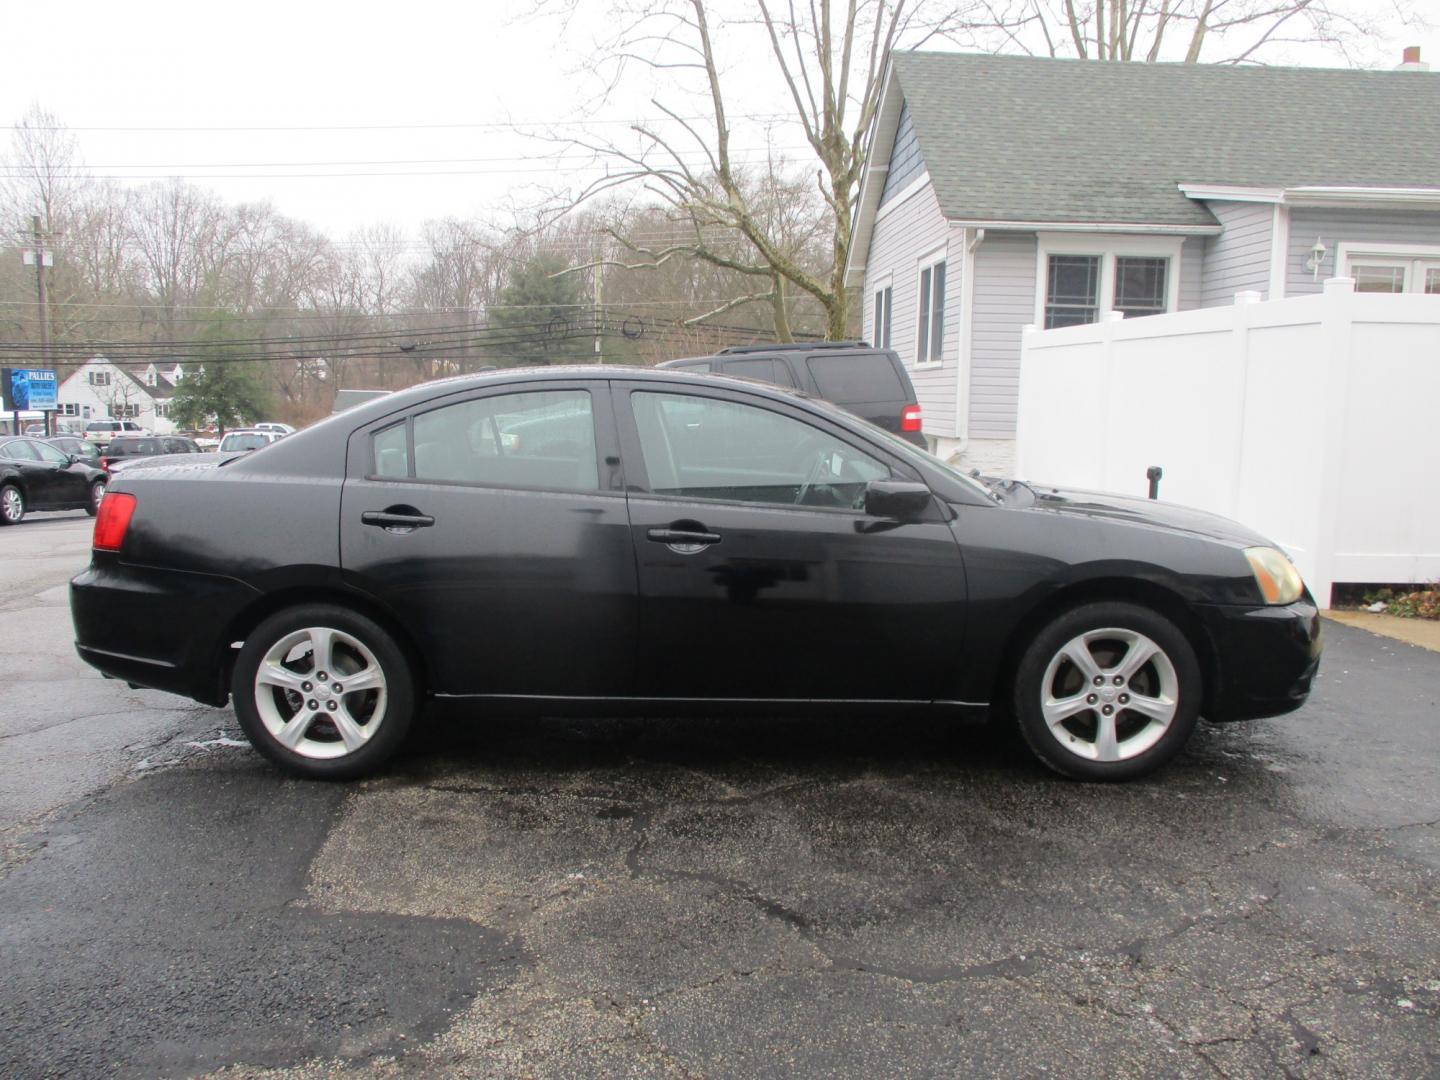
left=630, top=391, right=889, bottom=509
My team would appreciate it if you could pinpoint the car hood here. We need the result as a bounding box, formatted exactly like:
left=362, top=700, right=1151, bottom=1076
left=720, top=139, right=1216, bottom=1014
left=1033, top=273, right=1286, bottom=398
left=1022, top=484, right=1271, bottom=548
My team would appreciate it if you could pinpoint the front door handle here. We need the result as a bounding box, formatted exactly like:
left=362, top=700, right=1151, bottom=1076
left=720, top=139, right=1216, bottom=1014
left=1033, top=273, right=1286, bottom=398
left=647, top=526, right=721, bottom=552
left=362, top=509, right=435, bottom=531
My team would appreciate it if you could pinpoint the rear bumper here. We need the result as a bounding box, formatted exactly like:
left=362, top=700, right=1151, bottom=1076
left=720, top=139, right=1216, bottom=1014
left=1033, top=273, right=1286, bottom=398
left=71, top=559, right=260, bottom=706
left=1196, top=597, right=1322, bottom=722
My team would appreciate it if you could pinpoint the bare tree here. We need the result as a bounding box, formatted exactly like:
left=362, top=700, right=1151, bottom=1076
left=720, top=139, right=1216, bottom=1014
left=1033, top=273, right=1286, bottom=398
left=130, top=179, right=230, bottom=336
left=1, top=105, right=83, bottom=234
left=545, top=0, right=979, bottom=340
left=964, top=0, right=1421, bottom=65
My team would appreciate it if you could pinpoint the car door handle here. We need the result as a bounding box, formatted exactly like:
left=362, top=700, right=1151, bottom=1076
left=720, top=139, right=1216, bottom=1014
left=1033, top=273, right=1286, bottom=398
left=362, top=510, right=435, bottom=531
left=647, top=527, right=720, bottom=545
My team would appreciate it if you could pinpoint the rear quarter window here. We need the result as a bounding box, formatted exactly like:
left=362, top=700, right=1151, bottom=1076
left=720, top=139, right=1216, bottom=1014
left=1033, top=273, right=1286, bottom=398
left=805, top=353, right=905, bottom=404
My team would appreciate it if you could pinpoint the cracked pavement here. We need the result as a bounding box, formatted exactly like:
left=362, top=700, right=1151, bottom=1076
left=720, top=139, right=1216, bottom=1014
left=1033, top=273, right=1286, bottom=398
left=1, top=516, right=1437, bottom=1078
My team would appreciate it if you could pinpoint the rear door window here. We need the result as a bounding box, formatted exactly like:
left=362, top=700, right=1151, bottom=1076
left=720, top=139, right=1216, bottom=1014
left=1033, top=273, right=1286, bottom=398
left=372, top=422, right=410, bottom=477
left=411, top=389, right=598, bottom=491
left=805, top=352, right=905, bottom=404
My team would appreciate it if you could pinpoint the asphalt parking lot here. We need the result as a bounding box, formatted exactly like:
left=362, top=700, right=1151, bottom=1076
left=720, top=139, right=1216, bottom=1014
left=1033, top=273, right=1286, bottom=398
left=2, top=514, right=1437, bottom=1079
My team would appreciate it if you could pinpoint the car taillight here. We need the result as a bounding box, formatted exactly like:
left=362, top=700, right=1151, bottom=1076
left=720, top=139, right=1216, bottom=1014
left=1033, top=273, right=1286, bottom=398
left=93, top=492, right=137, bottom=552
left=100, top=457, right=113, bottom=472
left=901, top=404, right=923, bottom=432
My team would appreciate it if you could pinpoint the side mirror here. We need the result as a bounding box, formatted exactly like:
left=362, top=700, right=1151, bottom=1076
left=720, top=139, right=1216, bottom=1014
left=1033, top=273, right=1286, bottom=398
left=863, top=479, right=931, bottom=520
left=66, top=452, right=79, bottom=465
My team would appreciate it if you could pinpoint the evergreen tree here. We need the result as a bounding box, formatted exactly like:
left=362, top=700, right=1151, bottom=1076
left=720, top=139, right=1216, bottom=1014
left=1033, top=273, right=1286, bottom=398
left=488, top=255, right=590, bottom=367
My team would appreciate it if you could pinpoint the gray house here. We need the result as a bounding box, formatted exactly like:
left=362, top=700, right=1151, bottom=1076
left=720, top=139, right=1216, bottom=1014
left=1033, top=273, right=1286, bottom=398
left=844, top=50, right=1440, bottom=472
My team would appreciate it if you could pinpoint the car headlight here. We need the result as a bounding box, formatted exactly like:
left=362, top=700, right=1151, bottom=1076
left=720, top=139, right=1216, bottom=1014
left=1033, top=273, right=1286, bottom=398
left=1244, top=546, right=1304, bottom=605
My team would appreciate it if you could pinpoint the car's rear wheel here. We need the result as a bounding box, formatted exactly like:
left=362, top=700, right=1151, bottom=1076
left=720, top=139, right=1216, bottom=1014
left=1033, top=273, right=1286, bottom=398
left=87, top=479, right=106, bottom=516
left=0, top=483, right=24, bottom=525
left=1014, top=601, right=1201, bottom=781
left=231, top=604, right=416, bottom=779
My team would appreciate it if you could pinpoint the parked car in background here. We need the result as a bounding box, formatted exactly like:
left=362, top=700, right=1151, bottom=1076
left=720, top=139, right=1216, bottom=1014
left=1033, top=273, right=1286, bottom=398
left=48, top=436, right=102, bottom=467
left=176, top=429, right=221, bottom=449
left=82, top=420, right=146, bottom=450
left=660, top=342, right=927, bottom=449
left=73, top=366, right=1321, bottom=782
left=217, top=429, right=282, bottom=454
left=101, top=436, right=202, bottom=475
left=0, top=435, right=107, bottom=523
left=253, top=422, right=296, bottom=436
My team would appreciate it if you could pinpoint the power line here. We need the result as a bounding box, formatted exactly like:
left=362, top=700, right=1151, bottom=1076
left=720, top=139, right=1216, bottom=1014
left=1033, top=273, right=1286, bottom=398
left=3, top=114, right=795, bottom=133
left=0, top=149, right=804, bottom=171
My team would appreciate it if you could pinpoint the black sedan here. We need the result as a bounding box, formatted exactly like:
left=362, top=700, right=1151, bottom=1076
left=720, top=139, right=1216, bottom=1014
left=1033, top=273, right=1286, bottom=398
left=1, top=436, right=109, bottom=524
left=71, top=367, right=1321, bottom=781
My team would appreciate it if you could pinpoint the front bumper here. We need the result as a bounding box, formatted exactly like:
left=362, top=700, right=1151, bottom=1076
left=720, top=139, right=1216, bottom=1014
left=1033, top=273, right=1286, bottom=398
left=1195, top=597, right=1322, bottom=722
left=71, top=559, right=260, bottom=706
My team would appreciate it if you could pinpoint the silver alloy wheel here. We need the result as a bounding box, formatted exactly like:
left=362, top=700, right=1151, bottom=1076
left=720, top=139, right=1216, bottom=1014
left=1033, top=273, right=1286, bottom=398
left=252, top=625, right=388, bottom=760
left=1, top=485, right=22, bottom=523
left=91, top=479, right=106, bottom=508
left=1039, top=627, right=1179, bottom=763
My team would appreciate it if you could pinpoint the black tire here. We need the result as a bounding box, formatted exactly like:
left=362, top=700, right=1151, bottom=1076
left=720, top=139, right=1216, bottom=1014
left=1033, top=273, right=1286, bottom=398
left=0, top=483, right=24, bottom=526
left=86, top=479, right=106, bottom=517
left=231, top=603, right=417, bottom=780
left=1013, top=601, right=1202, bottom=781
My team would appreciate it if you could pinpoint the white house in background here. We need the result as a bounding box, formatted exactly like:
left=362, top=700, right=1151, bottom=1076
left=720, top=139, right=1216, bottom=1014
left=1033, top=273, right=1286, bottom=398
left=56, top=356, right=185, bottom=434
left=844, top=48, right=1440, bottom=474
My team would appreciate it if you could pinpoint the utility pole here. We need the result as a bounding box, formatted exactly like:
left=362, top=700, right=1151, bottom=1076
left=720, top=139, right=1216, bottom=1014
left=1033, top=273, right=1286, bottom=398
left=25, top=215, right=53, bottom=436
left=592, top=235, right=603, bottom=364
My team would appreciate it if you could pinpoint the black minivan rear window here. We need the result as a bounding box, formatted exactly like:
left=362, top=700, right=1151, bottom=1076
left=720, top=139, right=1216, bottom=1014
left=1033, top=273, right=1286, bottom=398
left=806, top=353, right=904, bottom=403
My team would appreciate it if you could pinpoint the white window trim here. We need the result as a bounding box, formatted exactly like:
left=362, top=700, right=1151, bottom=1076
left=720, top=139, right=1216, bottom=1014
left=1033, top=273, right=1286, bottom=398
left=1034, top=233, right=1183, bottom=328
left=870, top=271, right=893, bottom=350
left=1337, top=242, right=1440, bottom=294
left=913, top=243, right=948, bottom=370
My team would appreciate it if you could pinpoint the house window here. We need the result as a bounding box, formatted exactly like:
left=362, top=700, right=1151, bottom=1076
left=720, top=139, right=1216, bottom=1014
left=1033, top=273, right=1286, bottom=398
left=154, top=402, right=171, bottom=418
left=110, top=404, right=139, bottom=419
left=59, top=403, right=80, bottom=416
left=88, top=371, right=111, bottom=387
left=1045, top=255, right=1101, bottom=328
left=873, top=286, right=893, bottom=349
left=1340, top=245, right=1440, bottom=295
left=1113, top=257, right=1169, bottom=318
left=1038, top=235, right=1182, bottom=329
left=1352, top=264, right=1406, bottom=293
left=915, top=255, right=946, bottom=365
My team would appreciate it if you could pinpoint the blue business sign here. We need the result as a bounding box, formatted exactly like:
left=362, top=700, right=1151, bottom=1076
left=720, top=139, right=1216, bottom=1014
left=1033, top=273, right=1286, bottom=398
left=2, top=367, right=58, bottom=411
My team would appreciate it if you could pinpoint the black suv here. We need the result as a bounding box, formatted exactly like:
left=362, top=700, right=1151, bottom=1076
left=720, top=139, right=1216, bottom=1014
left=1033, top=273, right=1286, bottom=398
left=659, top=342, right=926, bottom=448
left=100, top=436, right=201, bottom=474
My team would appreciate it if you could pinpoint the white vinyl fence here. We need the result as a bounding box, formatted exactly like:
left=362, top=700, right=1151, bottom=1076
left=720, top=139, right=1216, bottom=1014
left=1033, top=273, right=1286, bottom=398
left=1015, top=278, right=1440, bottom=606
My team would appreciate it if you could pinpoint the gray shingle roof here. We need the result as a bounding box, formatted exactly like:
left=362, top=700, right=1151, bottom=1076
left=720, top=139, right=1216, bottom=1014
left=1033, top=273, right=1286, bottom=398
left=890, top=51, right=1440, bottom=227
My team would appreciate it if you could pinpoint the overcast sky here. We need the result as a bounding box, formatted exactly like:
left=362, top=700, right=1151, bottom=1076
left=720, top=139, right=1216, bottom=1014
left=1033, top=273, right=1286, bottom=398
left=2, top=0, right=1434, bottom=241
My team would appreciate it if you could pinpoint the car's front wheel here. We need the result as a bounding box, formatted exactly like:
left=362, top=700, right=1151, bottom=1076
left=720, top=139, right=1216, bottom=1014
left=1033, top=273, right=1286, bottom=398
left=1014, top=601, right=1201, bottom=781
left=0, top=483, right=24, bottom=526
left=231, top=604, right=416, bottom=779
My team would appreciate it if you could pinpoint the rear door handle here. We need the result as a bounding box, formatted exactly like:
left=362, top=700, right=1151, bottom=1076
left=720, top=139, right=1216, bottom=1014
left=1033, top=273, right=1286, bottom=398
left=647, top=527, right=720, bottom=546
left=362, top=510, right=435, bottom=531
